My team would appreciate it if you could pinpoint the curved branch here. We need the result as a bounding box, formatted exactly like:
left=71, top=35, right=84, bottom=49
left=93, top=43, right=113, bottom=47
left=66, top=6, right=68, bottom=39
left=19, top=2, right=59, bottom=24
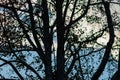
left=91, top=1, right=115, bottom=80
left=0, top=58, right=24, bottom=80
left=0, top=59, right=43, bottom=80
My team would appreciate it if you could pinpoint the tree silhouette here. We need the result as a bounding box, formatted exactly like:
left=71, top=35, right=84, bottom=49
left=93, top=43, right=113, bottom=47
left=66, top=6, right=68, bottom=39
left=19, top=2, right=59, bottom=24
left=0, top=0, right=120, bottom=80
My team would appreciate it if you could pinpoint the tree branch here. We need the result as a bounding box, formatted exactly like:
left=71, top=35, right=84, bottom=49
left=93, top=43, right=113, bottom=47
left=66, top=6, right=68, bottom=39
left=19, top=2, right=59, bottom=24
left=91, top=1, right=115, bottom=80
left=65, top=0, right=91, bottom=29
left=0, top=58, right=24, bottom=80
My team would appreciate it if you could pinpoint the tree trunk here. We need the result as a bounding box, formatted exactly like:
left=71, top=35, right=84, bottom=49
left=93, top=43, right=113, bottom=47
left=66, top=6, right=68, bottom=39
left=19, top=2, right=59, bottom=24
left=41, top=0, right=53, bottom=80
left=56, top=0, right=65, bottom=80
left=44, top=60, right=53, bottom=80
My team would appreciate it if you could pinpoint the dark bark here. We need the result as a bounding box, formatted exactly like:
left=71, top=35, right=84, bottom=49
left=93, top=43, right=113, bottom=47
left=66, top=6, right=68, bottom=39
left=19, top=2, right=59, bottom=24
left=41, top=0, right=53, bottom=80
left=56, top=0, right=65, bottom=80
left=91, top=1, right=114, bottom=80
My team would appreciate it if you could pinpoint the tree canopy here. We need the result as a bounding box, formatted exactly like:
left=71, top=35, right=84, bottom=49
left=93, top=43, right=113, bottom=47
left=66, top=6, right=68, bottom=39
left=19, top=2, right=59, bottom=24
left=0, top=0, right=120, bottom=80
